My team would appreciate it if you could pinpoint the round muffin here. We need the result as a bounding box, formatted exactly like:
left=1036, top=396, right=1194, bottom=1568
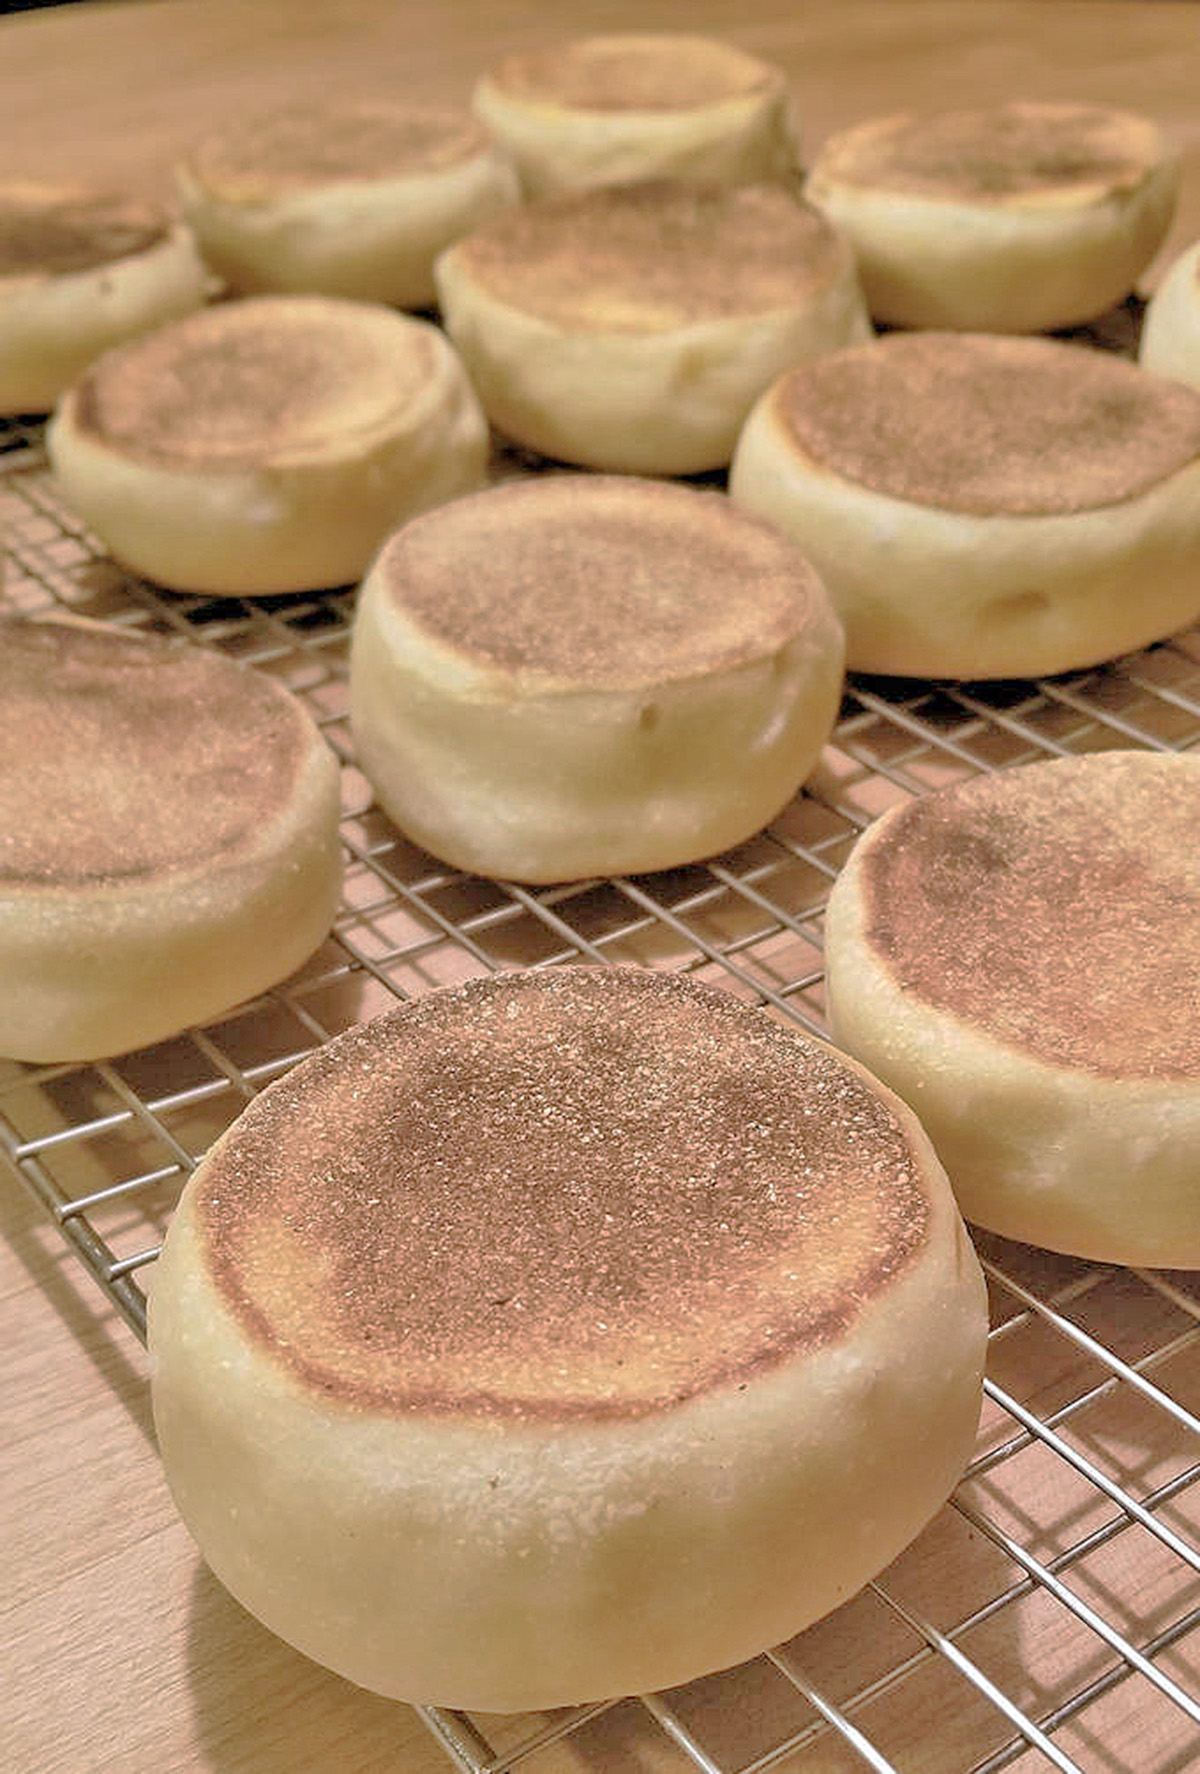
left=729, top=330, right=1200, bottom=679
left=349, top=474, right=845, bottom=882
left=0, top=180, right=208, bottom=414
left=1140, top=238, right=1200, bottom=389
left=824, top=751, right=1200, bottom=1267
left=148, top=965, right=987, bottom=1712
left=805, top=101, right=1179, bottom=333
left=434, top=179, right=871, bottom=475
left=176, top=101, right=519, bottom=308
left=472, top=31, right=797, bottom=197
left=46, top=294, right=488, bottom=594
left=0, top=616, right=343, bottom=1063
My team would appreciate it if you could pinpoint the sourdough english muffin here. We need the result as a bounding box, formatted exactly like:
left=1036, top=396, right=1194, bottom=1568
left=824, top=752, right=1200, bottom=1267
left=46, top=294, right=488, bottom=594
left=176, top=101, right=519, bottom=308
left=1140, top=239, right=1200, bottom=389
left=434, top=180, right=871, bottom=475
left=0, top=617, right=342, bottom=1063
left=730, top=330, right=1200, bottom=678
left=472, top=32, right=797, bottom=197
left=0, top=181, right=208, bottom=413
left=349, top=475, right=845, bottom=881
left=805, top=101, right=1179, bottom=333
left=148, top=965, right=987, bottom=1711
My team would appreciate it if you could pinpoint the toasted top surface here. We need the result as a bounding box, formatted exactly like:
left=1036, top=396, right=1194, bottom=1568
left=482, top=32, right=781, bottom=112
left=68, top=295, right=438, bottom=467
left=0, top=618, right=319, bottom=889
left=771, top=332, right=1200, bottom=515
left=810, top=101, right=1166, bottom=203
left=444, top=182, right=847, bottom=329
left=0, top=184, right=169, bottom=277
left=191, top=967, right=934, bottom=1421
left=855, top=752, right=1200, bottom=1082
left=184, top=102, right=492, bottom=195
left=369, top=475, right=829, bottom=687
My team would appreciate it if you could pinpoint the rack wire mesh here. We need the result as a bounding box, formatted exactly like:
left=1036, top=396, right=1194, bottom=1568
left=2, top=376, right=1199, bottom=1773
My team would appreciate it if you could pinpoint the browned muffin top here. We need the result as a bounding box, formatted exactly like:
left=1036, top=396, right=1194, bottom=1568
left=0, top=185, right=169, bottom=278
left=69, top=295, right=438, bottom=468
left=771, top=332, right=1200, bottom=515
left=0, top=617, right=319, bottom=888
left=193, top=967, right=934, bottom=1421
left=444, top=182, right=848, bottom=329
left=810, top=101, right=1166, bottom=204
left=185, top=102, right=492, bottom=196
left=484, top=33, right=782, bottom=113
left=368, top=474, right=832, bottom=687
left=856, top=751, right=1200, bottom=1081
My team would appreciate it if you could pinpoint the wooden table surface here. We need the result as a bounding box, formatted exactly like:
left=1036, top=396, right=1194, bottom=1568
left=4, top=4, right=1200, bottom=1771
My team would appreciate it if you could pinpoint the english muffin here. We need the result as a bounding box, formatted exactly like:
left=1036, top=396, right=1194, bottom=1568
left=148, top=965, right=987, bottom=1711
left=473, top=31, right=797, bottom=197
left=176, top=101, right=519, bottom=308
left=824, top=751, right=1200, bottom=1267
left=1139, top=238, right=1200, bottom=390
left=435, top=179, right=870, bottom=474
left=730, top=330, right=1200, bottom=678
left=47, top=294, right=488, bottom=594
left=0, top=180, right=208, bottom=413
left=0, top=616, right=342, bottom=1063
left=349, top=474, right=845, bottom=881
left=805, top=101, right=1178, bottom=333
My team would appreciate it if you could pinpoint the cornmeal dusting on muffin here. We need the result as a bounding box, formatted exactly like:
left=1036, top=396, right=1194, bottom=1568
left=197, top=970, right=930, bottom=1419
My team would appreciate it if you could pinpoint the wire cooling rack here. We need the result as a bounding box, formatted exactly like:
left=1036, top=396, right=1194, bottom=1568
left=2, top=398, right=1199, bottom=1774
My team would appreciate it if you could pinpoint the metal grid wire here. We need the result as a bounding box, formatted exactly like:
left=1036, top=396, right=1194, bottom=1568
left=2, top=407, right=1199, bottom=1774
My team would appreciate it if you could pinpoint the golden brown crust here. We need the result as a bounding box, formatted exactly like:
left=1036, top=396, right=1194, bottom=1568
left=486, top=33, right=779, bottom=113
left=70, top=295, right=436, bottom=467
left=0, top=186, right=169, bottom=278
left=195, top=968, right=932, bottom=1421
left=0, top=618, right=316, bottom=888
left=772, top=332, right=1200, bottom=515
left=372, top=475, right=823, bottom=686
left=186, top=102, right=491, bottom=195
left=813, top=101, right=1164, bottom=204
left=857, top=752, right=1200, bottom=1082
left=450, top=182, right=845, bottom=329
